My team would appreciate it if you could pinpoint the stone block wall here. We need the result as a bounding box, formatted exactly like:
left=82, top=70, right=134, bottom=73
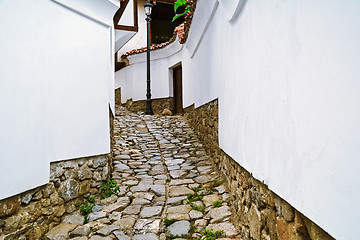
left=184, top=99, right=334, bottom=240
left=0, top=155, right=111, bottom=239
left=183, top=100, right=219, bottom=158
left=124, top=97, right=174, bottom=115
left=109, top=107, right=115, bottom=173
left=115, top=88, right=121, bottom=106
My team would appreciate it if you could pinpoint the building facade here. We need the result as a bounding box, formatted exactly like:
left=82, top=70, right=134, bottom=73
left=0, top=0, right=137, bottom=238
left=116, top=0, right=360, bottom=239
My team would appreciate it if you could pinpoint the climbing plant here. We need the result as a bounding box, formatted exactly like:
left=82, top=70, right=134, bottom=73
left=172, top=0, right=189, bottom=22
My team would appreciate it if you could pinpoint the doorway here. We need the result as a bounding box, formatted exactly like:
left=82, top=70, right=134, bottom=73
left=173, top=65, right=183, bottom=114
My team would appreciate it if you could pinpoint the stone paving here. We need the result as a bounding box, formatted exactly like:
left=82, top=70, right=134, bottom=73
left=45, top=107, right=240, bottom=240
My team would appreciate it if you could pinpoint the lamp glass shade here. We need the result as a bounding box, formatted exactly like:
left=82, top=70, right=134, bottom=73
left=144, top=2, right=153, bottom=16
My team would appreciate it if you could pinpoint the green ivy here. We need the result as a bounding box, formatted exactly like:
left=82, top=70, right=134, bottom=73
left=172, top=0, right=189, bottom=22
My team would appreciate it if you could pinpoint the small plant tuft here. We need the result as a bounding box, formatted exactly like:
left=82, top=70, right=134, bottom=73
left=190, top=202, right=204, bottom=212
left=200, top=227, right=224, bottom=240
left=187, top=192, right=203, bottom=202
left=79, top=200, right=94, bottom=224
left=167, top=233, right=192, bottom=240
left=206, top=189, right=215, bottom=194
left=191, top=184, right=201, bottom=193
left=212, top=200, right=223, bottom=208
left=100, top=180, right=120, bottom=199
left=88, top=195, right=95, bottom=203
left=210, top=179, right=221, bottom=188
left=163, top=218, right=176, bottom=227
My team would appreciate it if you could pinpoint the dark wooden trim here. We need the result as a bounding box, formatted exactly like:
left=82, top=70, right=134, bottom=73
left=115, top=62, right=126, bottom=72
left=156, top=0, right=175, bottom=4
left=113, top=0, right=129, bottom=26
left=115, top=52, right=118, bottom=69
left=133, top=0, right=138, bottom=29
left=115, top=25, right=138, bottom=31
left=113, top=0, right=138, bottom=33
left=115, top=52, right=127, bottom=72
left=173, top=65, right=183, bottom=114
left=113, top=0, right=139, bottom=73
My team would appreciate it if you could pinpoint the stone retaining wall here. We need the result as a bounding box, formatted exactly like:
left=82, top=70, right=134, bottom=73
left=184, top=99, right=334, bottom=240
left=110, top=107, right=115, bottom=173
left=0, top=154, right=111, bottom=240
left=124, top=97, right=174, bottom=115
left=115, top=88, right=121, bottom=106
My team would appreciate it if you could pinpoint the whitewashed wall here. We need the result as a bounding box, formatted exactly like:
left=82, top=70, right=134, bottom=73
left=0, top=0, right=123, bottom=200
left=117, top=0, right=147, bottom=57
left=116, top=0, right=360, bottom=239
left=115, top=37, right=184, bottom=103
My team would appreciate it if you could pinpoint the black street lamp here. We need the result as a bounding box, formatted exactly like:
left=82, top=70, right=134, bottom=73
left=144, top=1, right=154, bottom=115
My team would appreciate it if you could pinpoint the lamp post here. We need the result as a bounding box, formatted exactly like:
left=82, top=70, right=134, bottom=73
left=144, top=1, right=153, bottom=115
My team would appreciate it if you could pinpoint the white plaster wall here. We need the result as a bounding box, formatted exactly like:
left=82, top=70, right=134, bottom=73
left=52, top=0, right=119, bottom=26
left=115, top=38, right=183, bottom=103
left=215, top=1, right=360, bottom=239
left=0, top=0, right=116, bottom=199
left=116, top=0, right=360, bottom=238
left=118, top=0, right=135, bottom=26
left=114, top=0, right=137, bottom=52
left=117, top=0, right=147, bottom=57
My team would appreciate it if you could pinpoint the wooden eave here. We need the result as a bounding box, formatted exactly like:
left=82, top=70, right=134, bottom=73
left=155, top=0, right=175, bottom=5
left=113, top=0, right=139, bottom=32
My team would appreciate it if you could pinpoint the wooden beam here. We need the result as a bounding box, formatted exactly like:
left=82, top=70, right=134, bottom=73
left=113, top=0, right=129, bottom=26
left=115, top=25, right=138, bottom=31
left=134, top=0, right=138, bottom=29
left=155, top=0, right=175, bottom=4
left=114, top=0, right=138, bottom=32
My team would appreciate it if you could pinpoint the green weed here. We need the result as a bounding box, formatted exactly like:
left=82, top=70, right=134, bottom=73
left=100, top=180, right=120, bottom=199
left=212, top=200, right=223, bottom=208
left=88, top=196, right=95, bottom=203
left=199, top=227, right=224, bottom=240
left=190, top=202, right=204, bottom=212
left=187, top=192, right=203, bottom=202
left=163, top=218, right=176, bottom=227
left=210, top=179, right=221, bottom=188
left=79, top=200, right=94, bottom=224
left=191, top=185, right=202, bottom=193
left=206, top=189, right=215, bottom=194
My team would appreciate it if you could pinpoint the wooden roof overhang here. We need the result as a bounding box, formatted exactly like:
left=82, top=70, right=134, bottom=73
left=114, top=0, right=138, bottom=32
left=155, top=0, right=175, bottom=4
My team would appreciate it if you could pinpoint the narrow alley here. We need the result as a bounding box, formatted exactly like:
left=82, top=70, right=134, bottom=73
left=45, top=107, right=240, bottom=239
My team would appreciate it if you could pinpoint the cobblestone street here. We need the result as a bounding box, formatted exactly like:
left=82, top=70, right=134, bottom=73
left=45, top=107, right=240, bottom=240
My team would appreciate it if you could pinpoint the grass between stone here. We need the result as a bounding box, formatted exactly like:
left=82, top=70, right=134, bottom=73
left=212, top=200, right=222, bottom=208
